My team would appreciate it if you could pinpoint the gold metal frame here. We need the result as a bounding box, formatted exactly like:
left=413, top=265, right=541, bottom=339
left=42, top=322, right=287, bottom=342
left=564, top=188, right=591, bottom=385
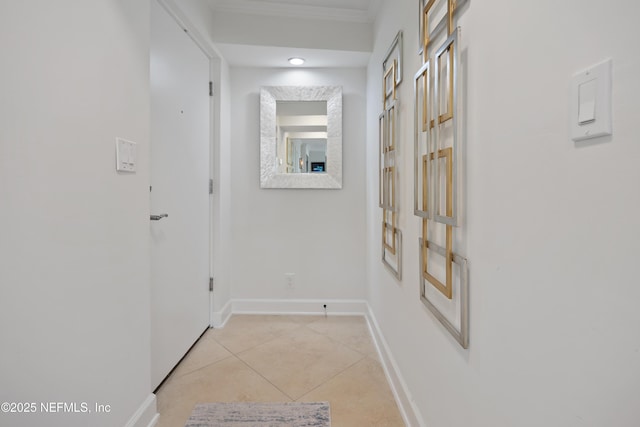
left=380, top=32, right=402, bottom=280
left=385, top=104, right=396, bottom=152
left=422, top=154, right=429, bottom=213
left=378, top=113, right=385, bottom=208
left=416, top=61, right=430, bottom=133
left=383, top=228, right=402, bottom=280
left=435, top=147, right=452, bottom=219
left=414, top=59, right=432, bottom=219
left=383, top=31, right=404, bottom=87
left=421, top=0, right=455, bottom=60
left=415, top=0, right=468, bottom=348
left=421, top=0, right=437, bottom=60
left=382, top=165, right=396, bottom=211
left=447, top=0, right=456, bottom=35
left=419, top=237, right=468, bottom=348
left=383, top=217, right=397, bottom=255
left=383, top=59, right=397, bottom=108
left=379, top=105, right=397, bottom=210
left=422, top=147, right=453, bottom=299
left=436, top=45, right=454, bottom=124
left=422, top=223, right=453, bottom=299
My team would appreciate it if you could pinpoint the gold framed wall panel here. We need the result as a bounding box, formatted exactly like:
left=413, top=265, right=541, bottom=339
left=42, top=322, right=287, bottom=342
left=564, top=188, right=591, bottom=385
left=434, top=147, right=453, bottom=220
left=419, top=0, right=465, bottom=55
left=419, top=0, right=455, bottom=59
left=379, top=32, right=403, bottom=281
left=432, top=28, right=459, bottom=227
left=413, top=60, right=432, bottom=218
left=382, top=214, right=397, bottom=255
left=421, top=220, right=452, bottom=299
left=383, top=59, right=397, bottom=108
left=379, top=105, right=397, bottom=210
left=436, top=46, right=454, bottom=124
left=384, top=103, right=397, bottom=153
left=381, top=166, right=397, bottom=212
left=415, top=0, right=468, bottom=347
left=422, top=154, right=429, bottom=213
left=420, top=0, right=437, bottom=58
left=419, top=237, right=468, bottom=349
left=383, top=31, right=404, bottom=87
left=378, top=113, right=385, bottom=208
left=422, top=147, right=452, bottom=299
left=382, top=228, right=402, bottom=280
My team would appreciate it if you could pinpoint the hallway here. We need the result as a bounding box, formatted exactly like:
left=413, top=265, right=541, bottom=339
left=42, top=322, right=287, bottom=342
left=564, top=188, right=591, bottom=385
left=3, top=2, right=639, bottom=426
left=156, top=315, right=404, bottom=426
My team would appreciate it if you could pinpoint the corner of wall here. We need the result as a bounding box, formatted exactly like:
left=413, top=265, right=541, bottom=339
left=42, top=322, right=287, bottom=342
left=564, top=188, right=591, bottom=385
left=211, top=298, right=233, bottom=328
left=124, top=394, right=159, bottom=427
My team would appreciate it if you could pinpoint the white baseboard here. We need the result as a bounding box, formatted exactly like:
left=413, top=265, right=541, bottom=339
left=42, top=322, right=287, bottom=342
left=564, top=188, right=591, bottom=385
left=366, top=306, right=425, bottom=427
left=124, top=394, right=159, bottom=427
left=211, top=299, right=233, bottom=328
left=231, top=298, right=368, bottom=315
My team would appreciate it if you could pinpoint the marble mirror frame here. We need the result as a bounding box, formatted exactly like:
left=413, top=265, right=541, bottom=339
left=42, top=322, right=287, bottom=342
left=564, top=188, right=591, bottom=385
left=260, top=86, right=342, bottom=189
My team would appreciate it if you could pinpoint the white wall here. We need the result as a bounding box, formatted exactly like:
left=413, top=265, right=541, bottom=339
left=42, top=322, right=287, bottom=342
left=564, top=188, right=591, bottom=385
left=229, top=68, right=367, bottom=305
left=0, top=2, right=155, bottom=426
left=367, top=0, right=640, bottom=426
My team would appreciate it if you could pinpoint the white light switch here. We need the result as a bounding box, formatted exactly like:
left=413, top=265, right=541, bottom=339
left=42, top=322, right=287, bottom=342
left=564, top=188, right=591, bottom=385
left=571, top=59, right=612, bottom=142
left=578, top=79, right=596, bottom=124
left=116, top=137, right=137, bottom=172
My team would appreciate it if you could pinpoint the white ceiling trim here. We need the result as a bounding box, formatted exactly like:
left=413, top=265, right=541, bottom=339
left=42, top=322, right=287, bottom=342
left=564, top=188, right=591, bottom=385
left=208, top=0, right=374, bottom=23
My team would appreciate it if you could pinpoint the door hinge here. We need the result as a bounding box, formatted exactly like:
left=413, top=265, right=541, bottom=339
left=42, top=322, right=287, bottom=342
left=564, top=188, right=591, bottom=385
left=209, top=81, right=213, bottom=97
left=209, top=277, right=214, bottom=292
left=209, top=179, right=213, bottom=195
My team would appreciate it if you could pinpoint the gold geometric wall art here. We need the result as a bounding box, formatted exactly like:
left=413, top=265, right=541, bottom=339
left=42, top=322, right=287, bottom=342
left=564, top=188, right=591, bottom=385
left=380, top=31, right=404, bottom=280
left=419, top=237, right=469, bottom=347
left=414, top=0, right=469, bottom=348
left=418, top=0, right=455, bottom=57
left=433, top=31, right=458, bottom=226
left=384, top=31, right=404, bottom=87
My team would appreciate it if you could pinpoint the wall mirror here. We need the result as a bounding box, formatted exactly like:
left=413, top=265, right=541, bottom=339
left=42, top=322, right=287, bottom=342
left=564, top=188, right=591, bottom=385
left=260, top=86, right=342, bottom=189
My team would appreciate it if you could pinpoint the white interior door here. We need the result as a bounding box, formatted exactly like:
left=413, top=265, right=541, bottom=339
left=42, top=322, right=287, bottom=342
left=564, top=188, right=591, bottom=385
left=150, top=0, right=210, bottom=389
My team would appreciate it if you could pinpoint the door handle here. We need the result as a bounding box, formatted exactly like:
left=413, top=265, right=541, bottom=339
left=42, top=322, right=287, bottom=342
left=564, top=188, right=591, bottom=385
left=150, top=214, right=169, bottom=221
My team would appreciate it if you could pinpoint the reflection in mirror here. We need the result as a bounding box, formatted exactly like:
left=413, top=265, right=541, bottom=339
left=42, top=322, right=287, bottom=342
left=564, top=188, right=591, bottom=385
left=276, top=100, right=327, bottom=174
left=260, top=86, right=342, bottom=189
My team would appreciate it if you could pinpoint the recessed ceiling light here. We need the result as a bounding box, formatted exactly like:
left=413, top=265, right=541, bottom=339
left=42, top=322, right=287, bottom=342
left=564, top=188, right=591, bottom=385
left=288, top=57, right=305, bottom=66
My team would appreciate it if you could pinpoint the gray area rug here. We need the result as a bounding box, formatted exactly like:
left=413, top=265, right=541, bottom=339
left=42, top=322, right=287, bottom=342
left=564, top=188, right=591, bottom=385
left=184, top=402, right=331, bottom=427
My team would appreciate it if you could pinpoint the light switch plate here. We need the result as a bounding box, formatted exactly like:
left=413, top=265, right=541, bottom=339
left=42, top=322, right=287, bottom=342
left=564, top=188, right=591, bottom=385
left=571, top=59, right=612, bottom=142
left=116, top=137, right=137, bottom=172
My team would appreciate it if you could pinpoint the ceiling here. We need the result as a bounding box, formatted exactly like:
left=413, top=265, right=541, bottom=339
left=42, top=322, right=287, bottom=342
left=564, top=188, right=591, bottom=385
left=213, top=43, right=372, bottom=68
left=203, top=0, right=381, bottom=67
left=206, top=0, right=381, bottom=23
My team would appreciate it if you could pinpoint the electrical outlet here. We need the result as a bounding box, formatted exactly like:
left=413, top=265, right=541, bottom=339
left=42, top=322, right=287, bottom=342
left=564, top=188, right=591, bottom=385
left=285, top=273, right=295, bottom=289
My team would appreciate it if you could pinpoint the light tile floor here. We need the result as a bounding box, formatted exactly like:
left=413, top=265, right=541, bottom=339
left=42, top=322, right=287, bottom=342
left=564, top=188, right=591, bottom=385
left=155, top=315, right=405, bottom=427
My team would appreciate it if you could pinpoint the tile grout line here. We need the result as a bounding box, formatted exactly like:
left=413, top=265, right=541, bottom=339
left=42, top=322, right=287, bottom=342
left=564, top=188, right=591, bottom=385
left=171, top=353, right=236, bottom=380
left=231, top=323, right=367, bottom=402
left=293, top=353, right=368, bottom=402
left=209, top=329, right=282, bottom=356
left=232, top=349, right=297, bottom=402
